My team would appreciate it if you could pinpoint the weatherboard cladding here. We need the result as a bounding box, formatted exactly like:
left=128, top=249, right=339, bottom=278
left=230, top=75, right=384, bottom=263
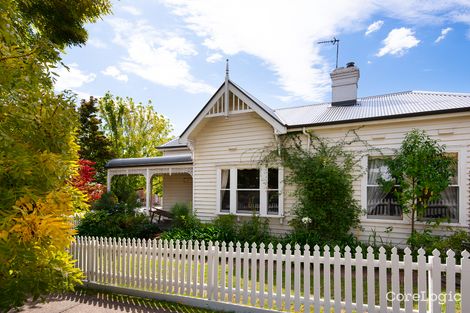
left=274, top=91, right=470, bottom=127
left=105, top=154, right=192, bottom=169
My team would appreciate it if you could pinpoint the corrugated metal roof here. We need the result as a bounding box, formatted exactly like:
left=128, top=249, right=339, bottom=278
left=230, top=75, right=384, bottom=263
left=105, top=154, right=192, bottom=169
left=157, top=138, right=186, bottom=149
left=275, top=91, right=470, bottom=127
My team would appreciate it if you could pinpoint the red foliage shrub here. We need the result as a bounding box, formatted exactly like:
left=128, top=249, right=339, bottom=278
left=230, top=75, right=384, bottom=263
left=71, top=159, right=105, bottom=203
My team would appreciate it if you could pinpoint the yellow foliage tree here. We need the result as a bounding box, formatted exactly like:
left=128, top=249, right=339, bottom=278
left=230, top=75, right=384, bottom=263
left=0, top=0, right=110, bottom=310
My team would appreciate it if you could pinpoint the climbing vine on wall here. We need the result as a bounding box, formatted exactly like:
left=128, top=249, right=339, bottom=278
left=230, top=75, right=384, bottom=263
left=263, top=130, right=369, bottom=246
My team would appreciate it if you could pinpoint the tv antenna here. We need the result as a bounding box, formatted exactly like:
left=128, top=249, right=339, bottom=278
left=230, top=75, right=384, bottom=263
left=317, top=37, right=340, bottom=69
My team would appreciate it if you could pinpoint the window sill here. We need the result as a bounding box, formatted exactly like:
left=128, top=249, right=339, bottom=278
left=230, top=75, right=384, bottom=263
left=217, top=211, right=283, bottom=218
left=361, top=217, right=465, bottom=227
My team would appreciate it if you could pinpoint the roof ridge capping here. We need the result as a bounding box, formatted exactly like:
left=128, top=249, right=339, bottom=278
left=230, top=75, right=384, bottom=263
left=275, top=90, right=470, bottom=112
left=411, top=90, right=470, bottom=96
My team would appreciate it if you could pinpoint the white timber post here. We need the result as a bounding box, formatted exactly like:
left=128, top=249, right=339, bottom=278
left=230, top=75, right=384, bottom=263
left=106, top=171, right=112, bottom=192
left=145, top=169, right=151, bottom=210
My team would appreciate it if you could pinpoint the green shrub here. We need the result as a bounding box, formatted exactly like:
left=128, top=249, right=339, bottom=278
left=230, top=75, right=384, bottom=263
left=282, top=228, right=360, bottom=251
left=408, top=229, right=470, bottom=256
left=160, top=212, right=276, bottom=245
left=92, top=191, right=118, bottom=211
left=237, top=214, right=271, bottom=244
left=78, top=192, right=159, bottom=239
left=110, top=176, right=141, bottom=210
left=77, top=211, right=159, bottom=239
left=170, top=203, right=200, bottom=229
left=212, top=214, right=238, bottom=243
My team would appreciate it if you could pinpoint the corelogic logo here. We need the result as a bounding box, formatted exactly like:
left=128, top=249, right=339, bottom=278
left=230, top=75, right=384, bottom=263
left=386, top=291, right=461, bottom=304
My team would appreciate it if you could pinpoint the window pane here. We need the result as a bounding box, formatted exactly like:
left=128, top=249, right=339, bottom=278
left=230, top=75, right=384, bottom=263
left=421, top=186, right=458, bottom=222
left=367, top=186, right=402, bottom=219
left=221, top=169, right=230, bottom=189
left=236, top=190, right=260, bottom=212
left=268, top=190, right=279, bottom=214
left=220, top=190, right=230, bottom=212
left=368, top=158, right=390, bottom=185
left=237, top=169, right=259, bottom=189
left=268, top=168, right=278, bottom=189
left=448, top=153, right=458, bottom=185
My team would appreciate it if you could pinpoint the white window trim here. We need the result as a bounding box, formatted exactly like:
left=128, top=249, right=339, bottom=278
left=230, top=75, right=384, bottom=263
left=361, top=147, right=467, bottom=227
left=216, top=166, right=284, bottom=217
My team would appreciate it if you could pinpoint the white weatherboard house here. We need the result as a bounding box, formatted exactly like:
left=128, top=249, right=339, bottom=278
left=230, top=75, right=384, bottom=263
left=106, top=63, right=470, bottom=246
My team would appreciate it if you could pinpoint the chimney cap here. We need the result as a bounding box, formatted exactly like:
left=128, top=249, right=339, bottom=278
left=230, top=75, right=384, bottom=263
left=346, top=62, right=355, bottom=68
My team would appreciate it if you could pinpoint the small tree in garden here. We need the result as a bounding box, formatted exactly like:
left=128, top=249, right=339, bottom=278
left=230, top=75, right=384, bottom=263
left=379, top=129, right=455, bottom=242
left=264, top=131, right=364, bottom=246
left=77, top=97, right=114, bottom=183
left=71, top=159, right=106, bottom=204
left=98, top=93, right=173, bottom=200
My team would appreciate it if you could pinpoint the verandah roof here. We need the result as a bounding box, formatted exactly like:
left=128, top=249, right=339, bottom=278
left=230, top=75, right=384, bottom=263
left=105, top=154, right=192, bottom=169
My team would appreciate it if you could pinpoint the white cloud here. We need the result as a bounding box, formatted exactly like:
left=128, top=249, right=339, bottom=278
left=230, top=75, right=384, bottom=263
left=158, top=0, right=470, bottom=101
left=121, top=5, right=142, bottom=16
left=162, top=0, right=379, bottom=102
left=206, top=53, right=223, bottom=63
left=365, top=20, right=384, bottom=35
left=108, top=18, right=214, bottom=94
left=87, top=38, right=107, bottom=49
left=376, top=27, right=420, bottom=57
left=54, top=63, right=96, bottom=91
left=434, top=27, right=453, bottom=43
left=101, top=65, right=128, bottom=82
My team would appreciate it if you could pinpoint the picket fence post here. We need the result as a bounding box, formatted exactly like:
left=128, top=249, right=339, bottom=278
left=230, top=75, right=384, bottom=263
left=461, top=250, right=470, bottom=312
left=428, top=249, right=441, bottom=313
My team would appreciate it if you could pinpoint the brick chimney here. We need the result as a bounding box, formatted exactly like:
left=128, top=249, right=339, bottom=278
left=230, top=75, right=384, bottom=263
left=330, top=62, right=360, bottom=106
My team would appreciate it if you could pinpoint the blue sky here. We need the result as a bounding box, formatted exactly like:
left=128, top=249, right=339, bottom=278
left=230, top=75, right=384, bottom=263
left=55, top=0, right=470, bottom=135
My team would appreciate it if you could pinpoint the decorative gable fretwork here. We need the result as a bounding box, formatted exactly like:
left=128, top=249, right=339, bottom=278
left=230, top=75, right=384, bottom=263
left=206, top=91, right=252, bottom=117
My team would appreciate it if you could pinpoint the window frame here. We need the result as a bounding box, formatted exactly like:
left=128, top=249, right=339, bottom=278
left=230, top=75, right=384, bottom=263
left=366, top=157, right=403, bottom=220
left=362, top=149, right=466, bottom=226
left=216, top=166, right=283, bottom=217
left=236, top=168, right=261, bottom=214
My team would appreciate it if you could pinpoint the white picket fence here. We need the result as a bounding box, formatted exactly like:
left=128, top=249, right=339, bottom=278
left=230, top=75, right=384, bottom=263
left=70, top=236, right=470, bottom=313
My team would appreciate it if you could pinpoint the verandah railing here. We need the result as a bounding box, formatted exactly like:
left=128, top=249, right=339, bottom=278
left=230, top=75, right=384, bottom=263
left=70, top=236, right=470, bottom=313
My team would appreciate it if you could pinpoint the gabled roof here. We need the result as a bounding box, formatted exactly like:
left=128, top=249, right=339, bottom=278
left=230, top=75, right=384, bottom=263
left=105, top=154, right=192, bottom=169
left=178, top=79, right=287, bottom=144
left=158, top=88, right=470, bottom=149
left=275, top=91, right=470, bottom=128
left=157, top=138, right=187, bottom=150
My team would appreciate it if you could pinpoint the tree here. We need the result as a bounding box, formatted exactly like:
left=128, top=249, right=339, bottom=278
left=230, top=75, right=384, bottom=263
left=77, top=97, right=114, bottom=183
left=98, top=92, right=173, bottom=159
left=70, top=159, right=106, bottom=203
left=97, top=93, right=173, bottom=204
left=0, top=0, right=111, bottom=310
left=379, top=129, right=454, bottom=240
